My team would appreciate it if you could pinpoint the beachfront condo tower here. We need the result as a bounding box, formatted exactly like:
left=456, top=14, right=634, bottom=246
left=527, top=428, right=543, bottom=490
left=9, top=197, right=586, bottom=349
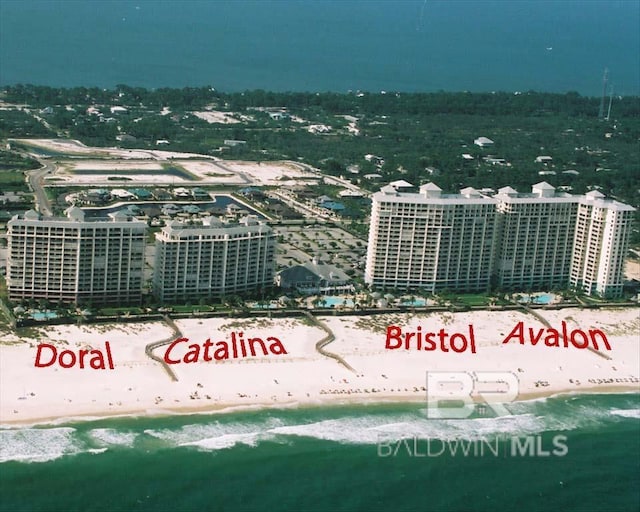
left=365, top=183, right=497, bottom=293
left=494, top=182, right=579, bottom=291
left=570, top=191, right=635, bottom=298
left=153, top=216, right=275, bottom=302
left=365, top=182, right=635, bottom=297
left=7, top=207, right=146, bottom=305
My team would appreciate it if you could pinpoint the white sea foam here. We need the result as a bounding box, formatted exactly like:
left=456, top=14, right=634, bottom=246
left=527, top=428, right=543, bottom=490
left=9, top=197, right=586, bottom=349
left=0, top=427, right=81, bottom=463
left=269, top=412, right=549, bottom=445
left=143, top=417, right=284, bottom=450
left=5, top=400, right=630, bottom=463
left=548, top=403, right=620, bottom=430
left=141, top=404, right=617, bottom=449
left=87, top=448, right=108, bottom=455
left=502, top=398, right=633, bottom=431
left=88, top=428, right=138, bottom=448
left=610, top=408, right=640, bottom=419
left=181, top=432, right=262, bottom=450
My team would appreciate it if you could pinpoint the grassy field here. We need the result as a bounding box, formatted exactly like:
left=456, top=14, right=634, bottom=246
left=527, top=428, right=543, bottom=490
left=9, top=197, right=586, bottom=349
left=0, top=170, right=28, bottom=191
left=457, top=294, right=493, bottom=306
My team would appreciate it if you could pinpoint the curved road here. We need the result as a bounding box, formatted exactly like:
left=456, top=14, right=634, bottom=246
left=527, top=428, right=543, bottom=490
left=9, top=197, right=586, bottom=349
left=27, top=160, right=55, bottom=217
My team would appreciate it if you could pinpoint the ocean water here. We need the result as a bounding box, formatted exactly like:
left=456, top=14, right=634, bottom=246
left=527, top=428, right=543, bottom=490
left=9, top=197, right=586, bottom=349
left=1, top=393, right=639, bottom=511
left=0, top=0, right=638, bottom=96
left=1, top=3, right=639, bottom=511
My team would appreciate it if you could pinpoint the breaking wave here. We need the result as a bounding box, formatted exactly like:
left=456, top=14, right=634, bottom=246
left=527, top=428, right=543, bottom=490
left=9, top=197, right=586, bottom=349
left=1, top=393, right=637, bottom=463
left=0, top=427, right=81, bottom=463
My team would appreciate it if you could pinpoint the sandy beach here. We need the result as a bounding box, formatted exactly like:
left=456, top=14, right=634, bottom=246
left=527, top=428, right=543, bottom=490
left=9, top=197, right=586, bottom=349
left=1, top=307, right=638, bottom=426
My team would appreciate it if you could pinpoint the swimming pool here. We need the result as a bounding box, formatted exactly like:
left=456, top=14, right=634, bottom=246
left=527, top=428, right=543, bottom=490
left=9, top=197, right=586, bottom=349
left=318, top=296, right=354, bottom=308
left=518, top=293, right=555, bottom=305
left=30, top=310, right=58, bottom=321
left=532, top=293, right=554, bottom=305
left=400, top=298, right=427, bottom=307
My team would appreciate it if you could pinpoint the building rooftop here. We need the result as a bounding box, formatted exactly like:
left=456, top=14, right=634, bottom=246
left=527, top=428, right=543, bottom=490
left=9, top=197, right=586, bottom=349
left=375, top=182, right=495, bottom=206
left=10, top=208, right=144, bottom=225
left=495, top=182, right=577, bottom=203
left=278, top=258, right=350, bottom=285
left=474, top=136, right=494, bottom=146
left=388, top=179, right=414, bottom=189
left=582, top=191, right=636, bottom=212
left=157, top=215, right=271, bottom=239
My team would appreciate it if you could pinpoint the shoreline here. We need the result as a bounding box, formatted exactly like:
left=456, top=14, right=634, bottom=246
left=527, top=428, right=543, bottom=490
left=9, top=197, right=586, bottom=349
left=1, top=308, right=638, bottom=429
left=2, top=386, right=639, bottom=429
left=2, top=384, right=638, bottom=430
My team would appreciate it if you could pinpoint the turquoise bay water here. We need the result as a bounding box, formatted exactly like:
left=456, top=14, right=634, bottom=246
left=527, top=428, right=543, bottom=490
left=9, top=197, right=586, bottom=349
left=1, top=0, right=638, bottom=96
left=1, top=394, right=639, bottom=511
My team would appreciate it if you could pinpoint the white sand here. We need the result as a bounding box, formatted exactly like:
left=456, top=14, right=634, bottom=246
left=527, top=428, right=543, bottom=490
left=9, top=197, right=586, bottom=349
left=625, top=258, right=640, bottom=280
left=17, top=138, right=322, bottom=187
left=50, top=159, right=245, bottom=185
left=68, top=161, right=165, bottom=171
left=1, top=308, right=638, bottom=426
left=17, top=138, right=371, bottom=191
left=14, top=138, right=221, bottom=161
left=219, top=161, right=318, bottom=185
left=192, top=111, right=241, bottom=124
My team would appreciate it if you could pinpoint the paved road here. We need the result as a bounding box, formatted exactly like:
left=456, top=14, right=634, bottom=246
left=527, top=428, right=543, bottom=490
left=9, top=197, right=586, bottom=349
left=27, top=161, right=55, bottom=217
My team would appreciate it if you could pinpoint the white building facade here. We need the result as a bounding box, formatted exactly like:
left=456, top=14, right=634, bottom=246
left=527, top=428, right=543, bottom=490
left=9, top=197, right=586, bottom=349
left=365, top=184, right=497, bottom=293
left=570, top=191, right=635, bottom=298
left=7, top=208, right=146, bottom=305
left=154, top=216, right=274, bottom=302
left=494, top=183, right=579, bottom=291
left=366, top=182, right=635, bottom=297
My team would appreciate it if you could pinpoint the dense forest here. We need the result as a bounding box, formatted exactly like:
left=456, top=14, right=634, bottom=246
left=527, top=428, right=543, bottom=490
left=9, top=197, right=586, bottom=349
left=1, top=85, right=639, bottom=226
left=4, top=84, right=640, bottom=117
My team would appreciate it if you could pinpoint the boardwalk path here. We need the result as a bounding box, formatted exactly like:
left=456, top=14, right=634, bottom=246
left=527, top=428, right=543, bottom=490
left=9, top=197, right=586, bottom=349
left=144, top=315, right=181, bottom=381
left=520, top=305, right=612, bottom=360
left=304, top=311, right=357, bottom=373
left=144, top=312, right=357, bottom=381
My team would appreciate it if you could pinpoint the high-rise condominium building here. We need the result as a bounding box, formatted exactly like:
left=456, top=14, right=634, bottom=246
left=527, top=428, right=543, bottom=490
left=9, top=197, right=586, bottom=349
left=494, top=182, right=579, bottom=291
left=153, top=216, right=274, bottom=302
left=570, top=190, right=635, bottom=298
left=365, top=182, right=635, bottom=297
left=7, top=208, right=146, bottom=305
left=365, top=183, right=497, bottom=292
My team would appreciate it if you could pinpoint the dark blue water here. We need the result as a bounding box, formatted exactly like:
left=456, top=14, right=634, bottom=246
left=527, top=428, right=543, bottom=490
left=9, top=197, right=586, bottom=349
left=0, top=0, right=638, bottom=96
left=1, top=394, right=639, bottom=512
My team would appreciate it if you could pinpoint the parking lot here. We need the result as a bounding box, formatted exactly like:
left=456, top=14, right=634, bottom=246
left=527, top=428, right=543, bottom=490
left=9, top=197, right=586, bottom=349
left=272, top=224, right=368, bottom=279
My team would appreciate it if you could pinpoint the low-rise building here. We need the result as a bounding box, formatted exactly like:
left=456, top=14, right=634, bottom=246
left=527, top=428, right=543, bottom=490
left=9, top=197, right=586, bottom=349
left=474, top=136, right=494, bottom=147
left=275, top=258, right=352, bottom=294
